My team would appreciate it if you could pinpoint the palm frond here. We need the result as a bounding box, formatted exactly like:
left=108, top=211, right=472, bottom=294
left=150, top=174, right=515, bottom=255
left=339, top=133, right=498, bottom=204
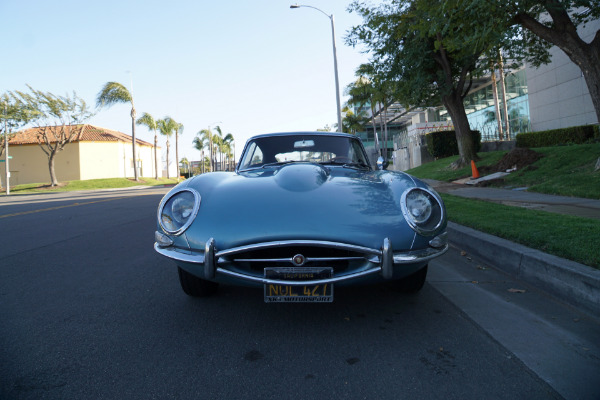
left=96, top=82, right=132, bottom=108
left=136, top=112, right=157, bottom=131
left=157, top=116, right=178, bottom=137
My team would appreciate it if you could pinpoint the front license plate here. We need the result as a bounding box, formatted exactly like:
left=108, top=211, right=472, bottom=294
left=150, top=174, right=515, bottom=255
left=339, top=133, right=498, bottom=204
left=264, top=267, right=334, bottom=303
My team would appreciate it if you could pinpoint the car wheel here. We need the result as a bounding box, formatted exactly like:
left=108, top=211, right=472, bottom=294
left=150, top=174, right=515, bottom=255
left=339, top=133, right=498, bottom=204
left=394, top=265, right=428, bottom=293
left=177, top=267, right=219, bottom=297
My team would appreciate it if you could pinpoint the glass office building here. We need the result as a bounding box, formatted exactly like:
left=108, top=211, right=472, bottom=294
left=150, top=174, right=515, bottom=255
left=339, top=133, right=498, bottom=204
left=462, top=69, right=530, bottom=141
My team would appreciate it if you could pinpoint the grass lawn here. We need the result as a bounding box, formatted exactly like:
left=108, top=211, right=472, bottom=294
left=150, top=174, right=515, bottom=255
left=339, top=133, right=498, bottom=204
left=406, top=143, right=600, bottom=268
left=442, top=194, right=599, bottom=268
left=408, top=143, right=600, bottom=199
left=2, top=177, right=180, bottom=195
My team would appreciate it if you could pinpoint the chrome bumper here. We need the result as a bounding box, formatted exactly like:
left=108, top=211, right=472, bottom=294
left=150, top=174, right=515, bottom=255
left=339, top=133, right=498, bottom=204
left=154, top=233, right=448, bottom=286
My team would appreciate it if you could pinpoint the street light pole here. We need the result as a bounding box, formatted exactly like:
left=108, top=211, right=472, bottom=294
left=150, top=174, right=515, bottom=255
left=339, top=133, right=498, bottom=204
left=4, top=102, right=9, bottom=196
left=290, top=4, right=343, bottom=132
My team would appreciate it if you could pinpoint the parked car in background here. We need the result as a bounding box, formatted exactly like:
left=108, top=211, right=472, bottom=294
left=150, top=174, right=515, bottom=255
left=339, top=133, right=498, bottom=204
left=155, top=132, right=448, bottom=302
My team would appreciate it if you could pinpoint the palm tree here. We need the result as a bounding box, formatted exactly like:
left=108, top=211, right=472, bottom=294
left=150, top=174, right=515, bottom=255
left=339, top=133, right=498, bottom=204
left=223, top=133, right=234, bottom=170
left=348, top=64, right=396, bottom=158
left=180, top=157, right=190, bottom=178
left=346, top=69, right=379, bottom=150
left=174, top=121, right=184, bottom=179
left=96, top=82, right=139, bottom=181
left=136, top=112, right=158, bottom=179
left=157, top=117, right=178, bottom=179
left=341, top=106, right=368, bottom=135
left=195, top=129, right=213, bottom=172
left=213, top=126, right=225, bottom=171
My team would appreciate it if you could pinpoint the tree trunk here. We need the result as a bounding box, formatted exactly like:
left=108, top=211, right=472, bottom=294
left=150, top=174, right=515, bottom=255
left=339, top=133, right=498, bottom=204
left=209, top=140, right=213, bottom=172
left=154, top=134, right=158, bottom=179
left=498, top=53, right=510, bottom=138
left=130, top=107, right=138, bottom=181
left=48, top=153, right=58, bottom=187
left=491, top=63, right=504, bottom=140
left=443, top=91, right=478, bottom=169
left=166, top=139, right=170, bottom=179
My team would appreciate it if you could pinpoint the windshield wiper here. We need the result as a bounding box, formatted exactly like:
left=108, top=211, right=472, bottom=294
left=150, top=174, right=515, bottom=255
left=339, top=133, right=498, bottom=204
left=320, top=160, right=370, bottom=170
left=261, top=161, right=297, bottom=169
left=341, top=162, right=370, bottom=170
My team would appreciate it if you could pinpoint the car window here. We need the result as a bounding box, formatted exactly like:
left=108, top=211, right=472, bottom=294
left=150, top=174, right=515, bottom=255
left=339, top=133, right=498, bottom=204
left=239, top=142, right=264, bottom=169
left=238, top=135, right=370, bottom=170
left=274, top=151, right=336, bottom=163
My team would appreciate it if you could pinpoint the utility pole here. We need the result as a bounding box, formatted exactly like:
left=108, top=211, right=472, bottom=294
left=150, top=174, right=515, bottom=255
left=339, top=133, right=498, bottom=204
left=4, top=102, right=9, bottom=195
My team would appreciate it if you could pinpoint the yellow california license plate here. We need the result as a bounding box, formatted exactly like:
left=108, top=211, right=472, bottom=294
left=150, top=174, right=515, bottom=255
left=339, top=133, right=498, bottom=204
left=264, top=267, right=333, bottom=303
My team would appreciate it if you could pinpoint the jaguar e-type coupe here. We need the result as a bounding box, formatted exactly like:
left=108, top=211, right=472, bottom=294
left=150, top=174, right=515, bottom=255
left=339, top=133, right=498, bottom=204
left=154, top=132, right=448, bottom=302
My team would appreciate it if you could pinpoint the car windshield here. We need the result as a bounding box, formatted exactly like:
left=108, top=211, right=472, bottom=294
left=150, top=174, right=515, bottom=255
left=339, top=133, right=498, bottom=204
left=238, top=135, right=371, bottom=171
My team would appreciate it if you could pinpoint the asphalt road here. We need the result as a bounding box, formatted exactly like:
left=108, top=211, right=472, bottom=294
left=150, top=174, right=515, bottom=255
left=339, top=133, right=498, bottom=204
left=1, top=188, right=598, bottom=399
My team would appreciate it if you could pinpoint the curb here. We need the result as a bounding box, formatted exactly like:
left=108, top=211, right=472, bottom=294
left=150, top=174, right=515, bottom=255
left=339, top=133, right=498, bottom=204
left=447, top=222, right=600, bottom=319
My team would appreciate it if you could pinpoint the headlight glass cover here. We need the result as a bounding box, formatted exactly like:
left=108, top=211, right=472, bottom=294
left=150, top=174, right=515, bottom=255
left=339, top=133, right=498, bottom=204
left=401, top=187, right=445, bottom=236
left=158, top=188, right=200, bottom=235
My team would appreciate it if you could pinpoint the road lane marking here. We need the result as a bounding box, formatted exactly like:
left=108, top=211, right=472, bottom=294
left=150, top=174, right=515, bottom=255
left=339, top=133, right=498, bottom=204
left=0, top=193, right=156, bottom=219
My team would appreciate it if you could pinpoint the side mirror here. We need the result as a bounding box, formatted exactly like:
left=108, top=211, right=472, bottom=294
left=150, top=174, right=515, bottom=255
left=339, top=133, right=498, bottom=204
left=376, top=156, right=389, bottom=170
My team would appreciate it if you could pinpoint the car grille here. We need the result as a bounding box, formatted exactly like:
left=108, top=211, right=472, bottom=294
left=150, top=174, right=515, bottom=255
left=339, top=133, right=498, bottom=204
left=216, top=241, right=381, bottom=274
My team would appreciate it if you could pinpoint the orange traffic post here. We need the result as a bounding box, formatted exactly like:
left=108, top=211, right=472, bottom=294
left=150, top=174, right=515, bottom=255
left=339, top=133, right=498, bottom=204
left=471, top=160, right=480, bottom=179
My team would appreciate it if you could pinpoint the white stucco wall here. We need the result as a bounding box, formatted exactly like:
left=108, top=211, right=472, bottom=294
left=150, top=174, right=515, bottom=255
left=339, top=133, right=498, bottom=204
left=0, top=142, right=81, bottom=185
left=1, top=140, right=159, bottom=186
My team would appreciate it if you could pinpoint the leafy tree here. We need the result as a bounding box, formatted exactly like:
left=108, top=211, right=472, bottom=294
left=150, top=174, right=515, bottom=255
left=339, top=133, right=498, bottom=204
left=12, top=86, right=93, bottom=186
left=1, top=92, right=36, bottom=157
left=1, top=92, right=37, bottom=189
left=157, top=117, right=178, bottom=179
left=136, top=112, right=159, bottom=179
left=510, top=0, right=600, bottom=121
left=96, top=82, right=139, bottom=180
left=347, top=0, right=524, bottom=168
left=503, top=0, right=600, bottom=122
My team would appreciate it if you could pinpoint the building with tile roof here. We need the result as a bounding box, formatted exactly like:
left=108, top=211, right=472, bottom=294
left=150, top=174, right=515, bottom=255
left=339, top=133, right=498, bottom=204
left=1, top=124, right=164, bottom=186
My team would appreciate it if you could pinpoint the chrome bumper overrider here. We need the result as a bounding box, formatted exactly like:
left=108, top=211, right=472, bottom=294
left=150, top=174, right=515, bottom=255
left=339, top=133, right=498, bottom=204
left=154, top=233, right=448, bottom=286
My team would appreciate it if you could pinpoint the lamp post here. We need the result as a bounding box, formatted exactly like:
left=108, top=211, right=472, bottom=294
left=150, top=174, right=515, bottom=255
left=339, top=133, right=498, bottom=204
left=290, top=4, right=343, bottom=132
left=3, top=102, right=9, bottom=195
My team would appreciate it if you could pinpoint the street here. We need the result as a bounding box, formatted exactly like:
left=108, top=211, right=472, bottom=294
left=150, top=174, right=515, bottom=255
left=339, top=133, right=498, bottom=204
left=1, top=188, right=598, bottom=399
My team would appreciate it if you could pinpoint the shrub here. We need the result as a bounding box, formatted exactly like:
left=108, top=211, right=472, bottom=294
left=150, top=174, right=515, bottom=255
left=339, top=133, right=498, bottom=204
left=426, top=130, right=481, bottom=158
left=516, top=124, right=600, bottom=148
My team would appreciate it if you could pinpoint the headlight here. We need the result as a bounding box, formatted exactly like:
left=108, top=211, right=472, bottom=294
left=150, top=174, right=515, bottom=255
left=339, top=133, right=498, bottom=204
left=158, top=188, right=200, bottom=235
left=401, top=187, right=445, bottom=236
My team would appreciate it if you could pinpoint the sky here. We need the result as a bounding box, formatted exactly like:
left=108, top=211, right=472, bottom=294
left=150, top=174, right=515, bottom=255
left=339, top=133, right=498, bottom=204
left=1, top=0, right=370, bottom=164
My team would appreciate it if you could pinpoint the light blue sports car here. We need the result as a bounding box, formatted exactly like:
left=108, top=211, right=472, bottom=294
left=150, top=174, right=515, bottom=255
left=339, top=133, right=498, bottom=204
left=154, top=132, right=448, bottom=302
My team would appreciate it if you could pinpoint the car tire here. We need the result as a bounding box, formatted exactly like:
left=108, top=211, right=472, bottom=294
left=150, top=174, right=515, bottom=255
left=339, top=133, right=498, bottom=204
left=178, top=267, right=219, bottom=297
left=394, top=265, right=428, bottom=293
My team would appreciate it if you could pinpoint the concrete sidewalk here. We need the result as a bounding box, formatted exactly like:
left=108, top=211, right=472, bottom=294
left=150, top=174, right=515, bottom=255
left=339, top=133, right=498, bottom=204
left=425, top=179, right=600, bottom=319
left=424, top=179, right=600, bottom=220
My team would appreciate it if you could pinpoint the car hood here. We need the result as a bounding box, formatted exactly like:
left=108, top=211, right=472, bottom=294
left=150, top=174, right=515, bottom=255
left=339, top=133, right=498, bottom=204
left=182, top=163, right=424, bottom=252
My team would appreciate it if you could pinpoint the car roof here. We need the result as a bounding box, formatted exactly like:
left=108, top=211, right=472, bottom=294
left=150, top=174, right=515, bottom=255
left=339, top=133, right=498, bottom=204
left=248, top=131, right=359, bottom=141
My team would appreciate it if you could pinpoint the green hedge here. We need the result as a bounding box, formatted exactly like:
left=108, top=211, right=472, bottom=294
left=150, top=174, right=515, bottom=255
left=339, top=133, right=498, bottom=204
left=516, top=124, right=600, bottom=148
left=426, top=130, right=481, bottom=158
